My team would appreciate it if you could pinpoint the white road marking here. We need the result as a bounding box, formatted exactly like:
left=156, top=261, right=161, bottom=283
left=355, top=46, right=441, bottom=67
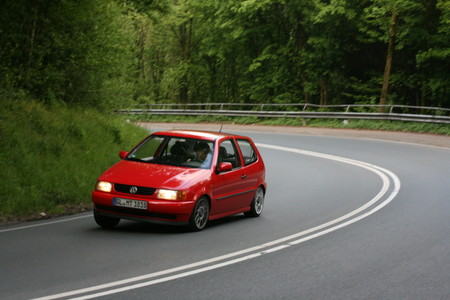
left=0, top=214, right=91, bottom=233
left=31, top=144, right=401, bottom=300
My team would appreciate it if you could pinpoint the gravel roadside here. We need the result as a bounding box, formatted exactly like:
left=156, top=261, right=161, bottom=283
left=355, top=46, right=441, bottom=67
left=137, top=122, right=450, bottom=149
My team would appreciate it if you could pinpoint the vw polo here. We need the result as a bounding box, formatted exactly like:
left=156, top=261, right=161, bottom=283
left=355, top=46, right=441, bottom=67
left=92, top=130, right=266, bottom=231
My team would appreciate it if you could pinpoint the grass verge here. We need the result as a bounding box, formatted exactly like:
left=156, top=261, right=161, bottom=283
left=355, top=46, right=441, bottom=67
left=0, top=99, right=148, bottom=224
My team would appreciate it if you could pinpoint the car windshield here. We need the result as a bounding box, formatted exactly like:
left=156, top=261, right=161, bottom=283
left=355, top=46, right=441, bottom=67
left=126, top=135, right=215, bottom=169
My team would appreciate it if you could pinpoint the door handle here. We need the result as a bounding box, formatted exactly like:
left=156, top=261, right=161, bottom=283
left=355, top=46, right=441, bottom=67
left=241, top=174, right=247, bottom=179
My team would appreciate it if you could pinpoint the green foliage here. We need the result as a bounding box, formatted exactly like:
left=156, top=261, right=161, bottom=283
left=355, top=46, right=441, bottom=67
left=0, top=0, right=138, bottom=109
left=0, top=0, right=448, bottom=109
left=415, top=0, right=450, bottom=107
left=0, top=98, right=148, bottom=222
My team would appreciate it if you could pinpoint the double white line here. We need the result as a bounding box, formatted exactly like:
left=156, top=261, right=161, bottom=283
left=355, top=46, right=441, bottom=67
left=32, top=144, right=401, bottom=300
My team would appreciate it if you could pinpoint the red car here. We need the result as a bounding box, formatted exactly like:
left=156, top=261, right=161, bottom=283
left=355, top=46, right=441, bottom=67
left=92, top=130, right=266, bottom=231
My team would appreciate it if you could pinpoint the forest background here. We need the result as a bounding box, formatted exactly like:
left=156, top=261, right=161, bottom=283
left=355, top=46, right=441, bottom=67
left=1, top=0, right=449, bottom=110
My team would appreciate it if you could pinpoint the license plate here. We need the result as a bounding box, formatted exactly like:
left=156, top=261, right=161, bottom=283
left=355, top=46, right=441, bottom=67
left=113, top=198, right=148, bottom=210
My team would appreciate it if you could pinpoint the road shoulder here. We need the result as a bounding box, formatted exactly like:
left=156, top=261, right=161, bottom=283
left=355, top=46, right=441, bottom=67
left=137, top=122, right=450, bottom=149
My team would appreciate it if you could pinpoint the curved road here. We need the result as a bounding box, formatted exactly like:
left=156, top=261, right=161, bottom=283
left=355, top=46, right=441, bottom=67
left=1, top=127, right=449, bottom=299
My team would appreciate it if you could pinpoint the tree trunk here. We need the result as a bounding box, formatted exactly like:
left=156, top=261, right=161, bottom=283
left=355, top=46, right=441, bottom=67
left=294, top=13, right=308, bottom=103
left=178, top=18, right=193, bottom=104
left=319, top=76, right=328, bottom=106
left=138, top=20, right=149, bottom=82
left=300, top=73, right=309, bottom=103
left=379, top=8, right=398, bottom=113
left=25, top=4, right=39, bottom=83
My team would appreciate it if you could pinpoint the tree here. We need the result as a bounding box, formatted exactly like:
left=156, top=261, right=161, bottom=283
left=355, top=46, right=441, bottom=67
left=301, top=0, right=367, bottom=105
left=363, top=0, right=425, bottom=112
left=3, top=0, right=447, bottom=109
left=416, top=0, right=450, bottom=108
left=0, top=0, right=138, bottom=109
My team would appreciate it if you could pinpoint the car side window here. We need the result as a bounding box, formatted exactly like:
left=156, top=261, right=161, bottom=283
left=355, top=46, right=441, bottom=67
left=218, top=139, right=241, bottom=168
left=237, top=139, right=258, bottom=166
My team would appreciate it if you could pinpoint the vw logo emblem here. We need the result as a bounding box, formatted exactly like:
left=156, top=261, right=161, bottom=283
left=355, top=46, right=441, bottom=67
left=129, top=186, right=138, bottom=194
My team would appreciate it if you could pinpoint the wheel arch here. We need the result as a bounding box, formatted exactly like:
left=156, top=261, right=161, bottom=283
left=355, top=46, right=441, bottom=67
left=257, top=183, right=267, bottom=196
left=200, top=193, right=212, bottom=211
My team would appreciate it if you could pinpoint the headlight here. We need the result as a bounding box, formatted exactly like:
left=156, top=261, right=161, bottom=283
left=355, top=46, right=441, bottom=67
left=157, top=189, right=186, bottom=201
left=96, top=181, right=113, bottom=193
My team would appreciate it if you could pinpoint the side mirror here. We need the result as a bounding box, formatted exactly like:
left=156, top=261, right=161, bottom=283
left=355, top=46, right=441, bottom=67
left=119, top=151, right=128, bottom=159
left=218, top=162, right=233, bottom=173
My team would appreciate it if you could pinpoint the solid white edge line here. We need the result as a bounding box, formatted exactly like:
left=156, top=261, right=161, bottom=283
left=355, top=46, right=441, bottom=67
left=30, top=144, right=401, bottom=300
left=69, top=253, right=264, bottom=300
left=0, top=214, right=92, bottom=233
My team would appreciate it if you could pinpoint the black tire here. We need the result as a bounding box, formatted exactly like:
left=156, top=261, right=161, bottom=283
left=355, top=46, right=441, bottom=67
left=244, top=187, right=264, bottom=218
left=94, top=211, right=120, bottom=229
left=188, top=197, right=210, bottom=231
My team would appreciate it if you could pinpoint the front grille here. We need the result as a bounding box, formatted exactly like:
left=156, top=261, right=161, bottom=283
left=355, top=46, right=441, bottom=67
left=95, top=204, right=177, bottom=220
left=114, top=184, right=156, bottom=196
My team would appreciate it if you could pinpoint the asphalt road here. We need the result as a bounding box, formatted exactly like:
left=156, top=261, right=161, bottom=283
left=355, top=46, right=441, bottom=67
left=1, top=129, right=449, bottom=299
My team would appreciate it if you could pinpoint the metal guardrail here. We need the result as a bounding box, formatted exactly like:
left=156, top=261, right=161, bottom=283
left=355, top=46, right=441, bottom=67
left=117, top=103, right=450, bottom=124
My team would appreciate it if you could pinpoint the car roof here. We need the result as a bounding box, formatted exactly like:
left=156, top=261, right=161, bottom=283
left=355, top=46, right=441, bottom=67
left=152, top=130, right=240, bottom=141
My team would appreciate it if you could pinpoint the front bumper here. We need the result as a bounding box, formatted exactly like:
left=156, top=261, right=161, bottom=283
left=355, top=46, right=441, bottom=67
left=92, top=191, right=195, bottom=224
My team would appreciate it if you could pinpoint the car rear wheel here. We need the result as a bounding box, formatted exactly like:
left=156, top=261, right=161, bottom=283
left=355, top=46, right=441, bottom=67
left=244, top=187, right=264, bottom=217
left=189, top=197, right=209, bottom=231
left=94, top=211, right=120, bottom=229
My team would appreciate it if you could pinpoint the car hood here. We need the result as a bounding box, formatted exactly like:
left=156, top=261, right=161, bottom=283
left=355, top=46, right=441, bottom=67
left=99, top=160, right=210, bottom=190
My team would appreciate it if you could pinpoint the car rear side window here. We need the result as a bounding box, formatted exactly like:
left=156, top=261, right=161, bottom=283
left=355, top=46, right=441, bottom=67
left=237, top=139, right=258, bottom=166
left=218, top=139, right=241, bottom=168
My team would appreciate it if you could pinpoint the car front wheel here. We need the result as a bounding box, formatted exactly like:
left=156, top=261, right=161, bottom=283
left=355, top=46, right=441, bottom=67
left=244, top=187, right=264, bottom=217
left=94, top=211, right=120, bottom=229
left=189, top=197, right=210, bottom=231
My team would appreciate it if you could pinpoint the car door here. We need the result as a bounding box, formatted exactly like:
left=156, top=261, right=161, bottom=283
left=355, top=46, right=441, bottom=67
left=236, top=138, right=262, bottom=205
left=212, top=138, right=252, bottom=215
